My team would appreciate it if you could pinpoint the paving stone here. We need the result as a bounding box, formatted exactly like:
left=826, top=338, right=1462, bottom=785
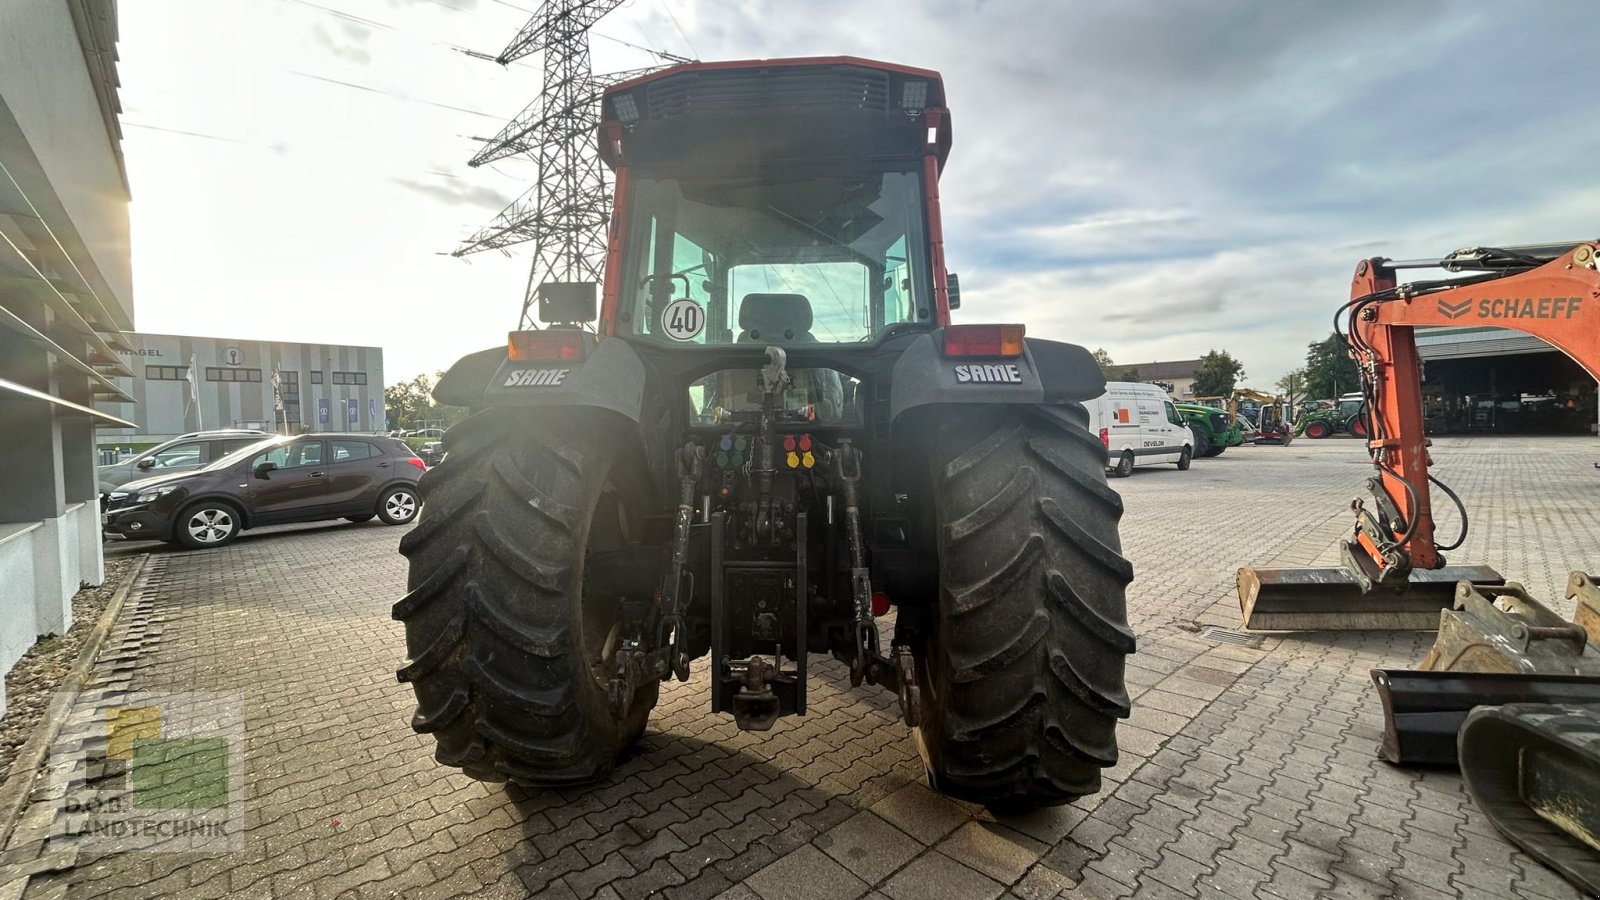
left=882, top=851, right=1004, bottom=900
left=10, top=440, right=1592, bottom=900
left=744, top=844, right=867, bottom=900
left=869, top=783, right=969, bottom=846
left=936, top=822, right=1046, bottom=886
left=814, top=812, right=923, bottom=885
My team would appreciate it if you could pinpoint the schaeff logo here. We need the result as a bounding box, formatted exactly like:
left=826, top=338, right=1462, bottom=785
left=1438, top=296, right=1585, bottom=321
left=954, top=364, right=1023, bottom=384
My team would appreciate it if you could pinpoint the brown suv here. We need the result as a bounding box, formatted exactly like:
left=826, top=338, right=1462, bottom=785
left=102, top=434, right=425, bottom=549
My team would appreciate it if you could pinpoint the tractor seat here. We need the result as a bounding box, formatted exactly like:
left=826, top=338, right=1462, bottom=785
left=738, top=293, right=815, bottom=343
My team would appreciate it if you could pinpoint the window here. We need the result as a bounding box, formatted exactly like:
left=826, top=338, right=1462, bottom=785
left=149, top=442, right=210, bottom=469
left=279, top=370, right=301, bottom=425
left=310, top=370, right=323, bottom=385
left=252, top=440, right=322, bottom=470
left=331, top=371, right=367, bottom=385
left=620, top=170, right=930, bottom=346
left=145, top=366, right=188, bottom=381
left=206, top=367, right=263, bottom=382
left=219, top=438, right=260, bottom=454
left=331, top=440, right=375, bottom=461
left=1163, top=401, right=1185, bottom=427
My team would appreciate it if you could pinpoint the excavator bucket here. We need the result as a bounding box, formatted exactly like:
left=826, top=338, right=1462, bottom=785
left=1237, top=564, right=1504, bottom=631
left=1459, top=703, right=1600, bottom=896
left=1372, top=576, right=1600, bottom=895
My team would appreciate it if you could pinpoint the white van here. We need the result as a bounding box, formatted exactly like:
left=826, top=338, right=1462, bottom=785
left=1084, top=382, right=1195, bottom=477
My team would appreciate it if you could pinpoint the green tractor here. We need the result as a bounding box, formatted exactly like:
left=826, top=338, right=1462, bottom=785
left=1175, top=402, right=1243, bottom=457
left=1297, top=393, right=1368, bottom=439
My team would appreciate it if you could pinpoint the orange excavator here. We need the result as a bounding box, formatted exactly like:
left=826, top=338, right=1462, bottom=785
left=1237, top=242, right=1600, bottom=894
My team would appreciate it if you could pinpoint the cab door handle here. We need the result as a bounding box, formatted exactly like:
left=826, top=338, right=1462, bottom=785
left=309, top=471, right=325, bottom=478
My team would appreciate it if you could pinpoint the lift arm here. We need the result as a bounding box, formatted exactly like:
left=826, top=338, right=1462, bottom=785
left=1346, top=243, right=1600, bottom=585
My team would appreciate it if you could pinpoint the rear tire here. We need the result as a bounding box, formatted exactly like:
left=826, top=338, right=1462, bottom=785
left=1205, top=445, right=1226, bottom=458
left=918, top=404, right=1135, bottom=807
left=1190, top=427, right=1210, bottom=458
left=394, top=409, right=657, bottom=786
left=1304, top=421, right=1330, bottom=439
left=1111, top=450, right=1134, bottom=478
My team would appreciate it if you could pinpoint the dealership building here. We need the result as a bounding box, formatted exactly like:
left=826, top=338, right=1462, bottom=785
left=95, top=332, right=387, bottom=442
left=1, top=0, right=135, bottom=715
left=1416, top=327, right=1598, bottom=434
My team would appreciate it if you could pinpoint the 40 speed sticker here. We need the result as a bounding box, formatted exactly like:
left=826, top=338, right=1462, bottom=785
left=661, top=299, right=705, bottom=342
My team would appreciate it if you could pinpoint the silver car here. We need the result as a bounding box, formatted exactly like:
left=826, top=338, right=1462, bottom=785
left=98, top=430, right=269, bottom=497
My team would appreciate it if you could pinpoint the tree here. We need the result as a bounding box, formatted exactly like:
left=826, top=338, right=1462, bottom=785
left=384, top=372, right=469, bottom=431
left=1276, top=367, right=1308, bottom=407
left=1091, top=348, right=1140, bottom=382
left=1302, top=333, right=1360, bottom=401
left=1191, top=349, right=1245, bottom=397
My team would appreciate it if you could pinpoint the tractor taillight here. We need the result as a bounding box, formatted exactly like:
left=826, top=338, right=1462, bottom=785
left=871, top=592, right=891, bottom=616
left=1099, top=427, right=1110, bottom=449
left=508, top=329, right=587, bottom=361
left=942, top=324, right=1025, bottom=358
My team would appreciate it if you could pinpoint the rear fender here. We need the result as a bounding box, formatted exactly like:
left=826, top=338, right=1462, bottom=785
left=433, top=337, right=646, bottom=424
left=888, top=333, right=1105, bottom=423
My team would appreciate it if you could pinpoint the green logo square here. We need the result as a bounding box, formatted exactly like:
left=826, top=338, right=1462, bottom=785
left=131, top=738, right=229, bottom=810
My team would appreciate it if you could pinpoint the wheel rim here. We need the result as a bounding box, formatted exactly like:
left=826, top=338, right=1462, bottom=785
left=386, top=490, right=417, bottom=520
left=186, top=508, right=234, bottom=544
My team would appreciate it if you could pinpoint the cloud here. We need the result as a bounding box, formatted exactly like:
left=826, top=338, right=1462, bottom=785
left=657, top=0, right=1600, bottom=384
left=311, top=20, right=373, bottom=65
left=392, top=176, right=514, bottom=210
left=118, top=0, right=1600, bottom=386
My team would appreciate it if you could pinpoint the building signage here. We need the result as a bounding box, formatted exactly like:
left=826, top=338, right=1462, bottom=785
left=221, top=347, right=244, bottom=366
left=317, top=399, right=330, bottom=426
left=347, top=399, right=359, bottom=426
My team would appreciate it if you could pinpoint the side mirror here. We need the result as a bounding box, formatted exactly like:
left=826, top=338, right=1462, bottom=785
left=946, top=272, right=961, bottom=310
left=136, top=457, right=156, bottom=470
left=253, top=461, right=278, bottom=479
left=538, top=281, right=598, bottom=324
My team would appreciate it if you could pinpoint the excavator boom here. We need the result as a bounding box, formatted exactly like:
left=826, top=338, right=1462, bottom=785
left=1239, top=242, right=1600, bottom=629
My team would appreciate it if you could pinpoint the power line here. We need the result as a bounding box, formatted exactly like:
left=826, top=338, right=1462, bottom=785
left=657, top=0, right=699, bottom=61
left=455, top=0, right=661, bottom=332
left=288, top=70, right=502, bottom=119
left=592, top=31, right=691, bottom=63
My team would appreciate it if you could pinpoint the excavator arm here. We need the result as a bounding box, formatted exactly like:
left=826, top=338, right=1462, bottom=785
left=1256, top=242, right=1600, bottom=897
left=1345, top=243, right=1600, bottom=584
left=1240, top=241, right=1600, bottom=629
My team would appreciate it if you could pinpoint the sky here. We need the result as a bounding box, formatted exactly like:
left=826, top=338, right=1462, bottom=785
left=118, top=0, right=1600, bottom=389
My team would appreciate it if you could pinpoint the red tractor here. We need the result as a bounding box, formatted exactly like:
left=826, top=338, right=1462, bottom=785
left=393, top=57, right=1135, bottom=808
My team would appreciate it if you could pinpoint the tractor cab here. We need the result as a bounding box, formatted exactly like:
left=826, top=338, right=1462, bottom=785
left=597, top=58, right=956, bottom=349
